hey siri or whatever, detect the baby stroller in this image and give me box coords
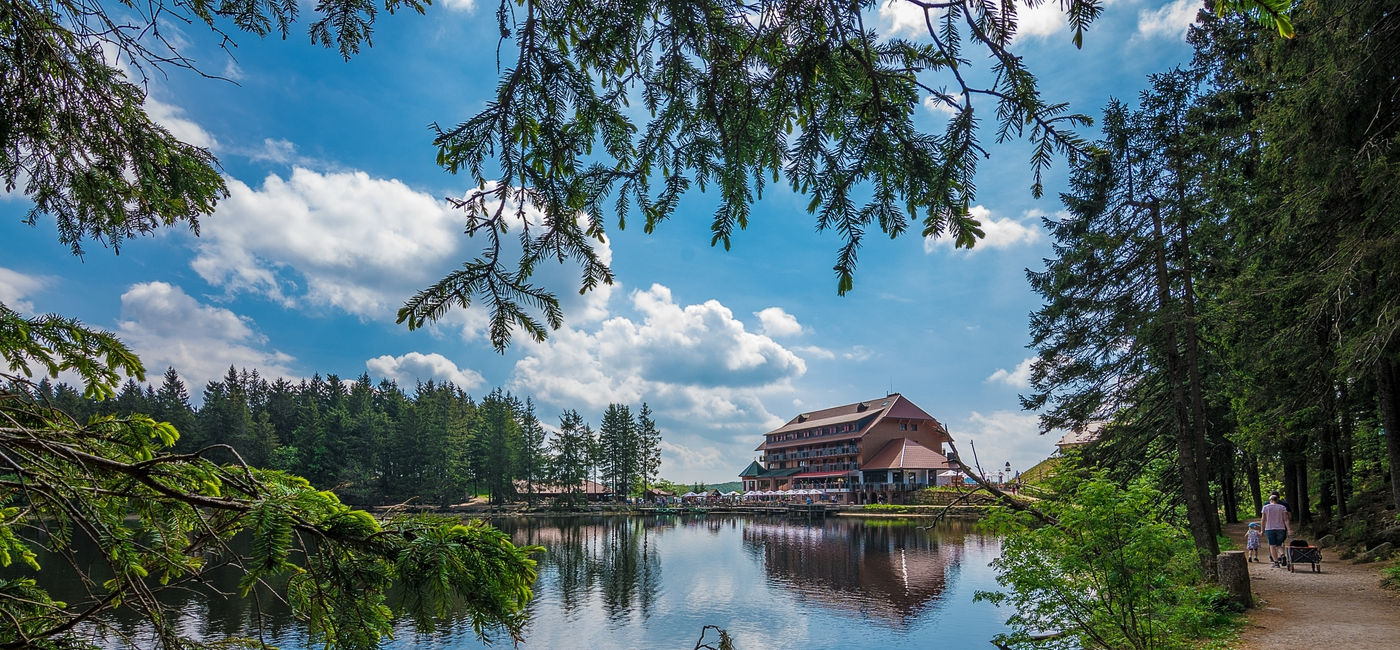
[1284,538,1322,573]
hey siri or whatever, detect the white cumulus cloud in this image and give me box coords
[509,284,799,433]
[193,170,613,341]
[115,282,296,391]
[366,352,485,390]
[1016,0,1072,41]
[878,0,929,38]
[193,167,460,319]
[879,1,1070,42]
[954,410,1056,481]
[923,204,1042,253]
[987,357,1035,388]
[1137,0,1199,41]
[923,94,961,117]
[755,306,803,337]
[0,267,49,314]
[145,96,218,150]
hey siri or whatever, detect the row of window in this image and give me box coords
[769,419,923,445]
[768,421,862,443]
[764,446,858,462]
[796,461,857,471]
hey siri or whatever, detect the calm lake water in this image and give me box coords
[45,515,1011,648]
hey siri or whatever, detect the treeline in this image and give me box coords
[21,366,664,506]
[1026,1,1400,574]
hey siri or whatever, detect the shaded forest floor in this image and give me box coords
[1224,521,1400,648]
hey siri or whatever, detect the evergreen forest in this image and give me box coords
[15,367,667,507]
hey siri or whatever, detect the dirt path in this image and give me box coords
[1224,521,1400,648]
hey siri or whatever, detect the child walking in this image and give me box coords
[1245,522,1261,562]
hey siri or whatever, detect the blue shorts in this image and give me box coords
[1266,529,1287,546]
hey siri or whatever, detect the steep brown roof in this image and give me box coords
[755,393,948,451]
[862,438,950,470]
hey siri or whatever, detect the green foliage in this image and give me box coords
[863,504,912,513]
[598,403,638,499]
[0,380,542,647]
[549,409,594,498]
[976,473,1232,649]
[0,303,144,400]
[1215,0,1294,38]
[1381,565,1400,592]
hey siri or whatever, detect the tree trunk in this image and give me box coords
[1216,551,1253,609]
[1176,207,1220,542]
[1296,457,1311,525]
[1318,397,1336,520]
[1283,456,1299,527]
[1329,381,1348,517]
[1218,442,1238,524]
[1376,357,1400,510]
[1318,445,1334,521]
[1223,462,1239,524]
[1339,382,1355,506]
[1245,452,1262,516]
[1148,199,1219,577]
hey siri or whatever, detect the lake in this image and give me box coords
[44,515,1012,648]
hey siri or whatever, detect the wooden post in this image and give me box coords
[1217,551,1252,609]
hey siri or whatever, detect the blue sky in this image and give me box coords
[1,1,1206,483]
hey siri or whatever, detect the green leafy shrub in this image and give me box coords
[863,504,912,513]
[976,473,1236,649]
[1382,565,1400,592]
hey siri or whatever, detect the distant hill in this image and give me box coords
[705,481,742,493]
[1022,456,1059,485]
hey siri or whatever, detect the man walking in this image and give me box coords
[1260,493,1291,566]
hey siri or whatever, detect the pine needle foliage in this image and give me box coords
[0,370,541,648]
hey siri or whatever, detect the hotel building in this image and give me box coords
[738,393,954,504]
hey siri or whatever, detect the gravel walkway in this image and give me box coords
[1225,522,1400,649]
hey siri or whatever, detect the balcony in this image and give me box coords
[763,446,858,463]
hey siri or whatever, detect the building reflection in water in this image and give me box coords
[741,518,970,627]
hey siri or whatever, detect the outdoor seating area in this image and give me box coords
[742,488,837,502]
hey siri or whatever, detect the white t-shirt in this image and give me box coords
[1261,502,1289,531]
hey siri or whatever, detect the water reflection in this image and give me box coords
[740,519,959,625]
[21,515,1007,648]
[505,516,662,622]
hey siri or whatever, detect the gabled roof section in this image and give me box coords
[739,460,766,477]
[863,438,950,470]
[764,393,946,437]
[884,394,938,422]
[737,463,805,478]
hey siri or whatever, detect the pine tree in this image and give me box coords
[598,404,637,500]
[550,410,592,503]
[516,397,551,503]
[474,388,521,505]
[636,403,662,496]
[153,367,196,452]
[1026,80,1229,574]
